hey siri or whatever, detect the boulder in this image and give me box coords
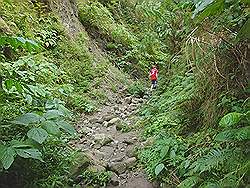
[110,172,120,186]
[124,157,137,168]
[114,106,119,111]
[79,127,93,134]
[126,146,137,158]
[109,162,126,174]
[85,151,108,168]
[87,164,106,172]
[93,133,113,146]
[123,139,136,145]
[69,152,90,178]
[107,117,121,127]
[89,117,102,124]
[124,96,132,104]
[110,155,125,163]
[103,121,109,127]
[103,114,116,122]
[132,98,140,104]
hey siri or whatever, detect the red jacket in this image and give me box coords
[150,68,158,80]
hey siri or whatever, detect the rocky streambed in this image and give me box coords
[70,93,158,188]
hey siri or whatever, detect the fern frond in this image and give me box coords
[215,126,250,142]
[177,176,200,188]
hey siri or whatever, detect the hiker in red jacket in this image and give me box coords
[149,65,158,91]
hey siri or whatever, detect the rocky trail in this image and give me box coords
[70,90,158,188]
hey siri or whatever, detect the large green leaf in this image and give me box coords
[192,0,224,21]
[0,146,15,170]
[56,120,76,135]
[43,110,64,120]
[13,113,41,125]
[0,36,40,52]
[219,112,242,128]
[178,176,200,188]
[192,0,214,18]
[41,120,61,136]
[16,148,43,161]
[27,128,48,144]
[215,126,250,142]
[10,140,34,149]
[155,163,165,176]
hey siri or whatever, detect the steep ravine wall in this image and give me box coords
[46,0,106,62]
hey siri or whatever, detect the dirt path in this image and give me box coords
[72,91,157,187]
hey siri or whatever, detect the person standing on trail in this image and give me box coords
[149,65,158,91]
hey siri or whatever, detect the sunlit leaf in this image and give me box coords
[219,112,242,128]
[41,120,61,136]
[16,148,43,161]
[155,163,165,176]
[27,128,48,144]
[13,113,41,125]
[0,146,15,170]
[56,120,76,135]
[43,110,64,120]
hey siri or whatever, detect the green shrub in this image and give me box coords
[127,81,146,97]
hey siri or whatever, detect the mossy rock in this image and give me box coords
[69,152,91,179]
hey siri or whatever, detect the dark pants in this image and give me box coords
[151,80,157,89]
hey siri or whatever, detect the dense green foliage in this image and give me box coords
[0,0,114,186]
[76,0,249,187]
[0,0,249,187]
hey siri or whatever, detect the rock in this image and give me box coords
[87,165,106,172]
[128,104,137,112]
[138,98,144,103]
[123,139,136,145]
[86,132,93,137]
[110,156,125,163]
[83,119,89,124]
[103,115,116,122]
[107,117,121,126]
[93,133,113,146]
[124,157,137,168]
[120,113,127,118]
[115,123,124,131]
[110,172,120,186]
[115,110,120,115]
[92,149,105,160]
[99,146,115,160]
[124,96,132,104]
[132,98,140,104]
[114,106,119,111]
[122,177,155,188]
[103,121,109,127]
[79,127,93,134]
[113,140,119,145]
[109,162,126,174]
[116,98,123,104]
[90,117,102,124]
[85,151,108,168]
[70,152,90,178]
[126,146,137,157]
[79,138,87,144]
